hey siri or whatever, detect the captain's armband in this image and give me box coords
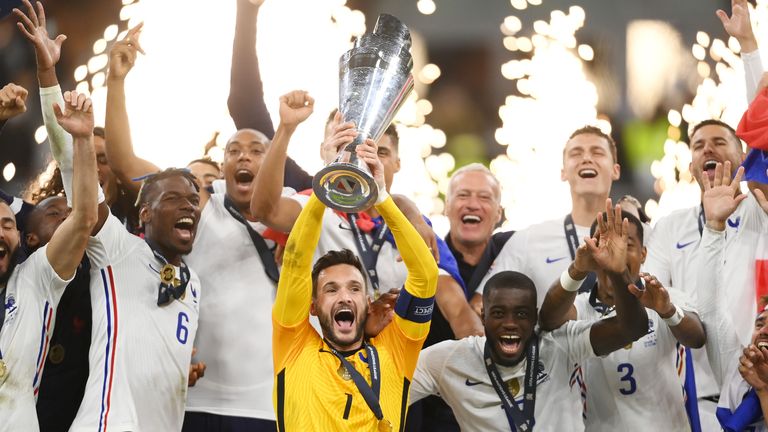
[394,288,435,324]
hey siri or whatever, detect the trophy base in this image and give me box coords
[312,163,379,212]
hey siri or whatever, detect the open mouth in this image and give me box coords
[757,340,768,350]
[174,217,195,242]
[578,168,598,179]
[498,334,522,356]
[461,214,482,225]
[0,244,7,259]
[334,308,355,332]
[234,169,254,185]
[703,159,718,176]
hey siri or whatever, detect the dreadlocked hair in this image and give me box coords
[134,168,200,208]
[24,161,65,205]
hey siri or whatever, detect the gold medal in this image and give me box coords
[160,264,176,285]
[377,418,392,432]
[337,364,352,381]
[0,360,6,378]
[49,344,66,365]
[506,377,520,397]
[623,342,633,350]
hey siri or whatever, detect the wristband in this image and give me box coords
[662,304,684,327]
[560,268,585,292]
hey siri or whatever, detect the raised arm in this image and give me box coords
[105,23,159,195]
[272,193,325,327]
[585,200,649,356]
[698,161,747,384]
[435,275,484,337]
[250,90,313,231]
[539,238,598,330]
[628,274,706,348]
[717,0,761,101]
[358,140,439,339]
[45,92,98,279]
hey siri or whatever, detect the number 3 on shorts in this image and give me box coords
[176,312,189,344]
[617,363,636,395]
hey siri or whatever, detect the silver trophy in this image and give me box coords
[313,14,415,212]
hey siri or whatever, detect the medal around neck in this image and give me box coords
[378,418,393,431]
[0,359,6,378]
[312,13,414,212]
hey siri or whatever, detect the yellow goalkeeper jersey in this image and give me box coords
[272,194,438,431]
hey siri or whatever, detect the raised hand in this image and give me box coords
[188,347,206,387]
[716,0,757,53]
[702,161,746,231]
[364,288,398,338]
[740,346,768,393]
[53,91,94,139]
[628,273,674,317]
[321,112,358,164]
[13,0,66,73]
[356,138,386,195]
[0,83,28,120]
[584,199,629,275]
[573,233,599,275]
[278,90,314,129]
[108,23,145,81]
[745,344,768,385]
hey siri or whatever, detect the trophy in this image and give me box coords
[313,14,415,212]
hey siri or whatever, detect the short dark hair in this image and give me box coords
[135,168,200,208]
[93,127,105,139]
[187,157,221,173]
[568,126,617,163]
[689,119,741,149]
[589,210,645,244]
[311,249,366,298]
[482,271,537,305]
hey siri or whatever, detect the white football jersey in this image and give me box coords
[184,192,276,419]
[477,216,590,305]
[0,246,71,432]
[574,290,694,431]
[70,214,200,432]
[410,322,596,432]
[291,194,408,292]
[645,194,768,400]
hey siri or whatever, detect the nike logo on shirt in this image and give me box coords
[727,217,740,228]
[465,379,483,386]
[676,240,695,249]
[546,256,567,264]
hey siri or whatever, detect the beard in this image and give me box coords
[318,304,368,351]
[0,246,20,287]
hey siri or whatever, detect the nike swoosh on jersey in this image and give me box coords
[545,256,567,264]
[676,240,695,249]
[465,379,483,386]
[727,217,740,228]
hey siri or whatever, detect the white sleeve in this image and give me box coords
[742,193,768,232]
[549,320,596,365]
[696,226,741,387]
[669,287,697,314]
[573,292,593,320]
[409,341,449,404]
[18,244,75,304]
[476,229,528,294]
[643,217,673,288]
[742,49,765,103]
[39,85,74,204]
[86,212,133,269]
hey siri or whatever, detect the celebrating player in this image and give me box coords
[410,199,648,431]
[272,136,438,430]
[0,89,99,430]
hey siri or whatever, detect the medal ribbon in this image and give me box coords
[564,214,596,294]
[484,335,539,432]
[146,240,190,306]
[347,213,389,296]
[326,341,384,422]
[223,195,280,284]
